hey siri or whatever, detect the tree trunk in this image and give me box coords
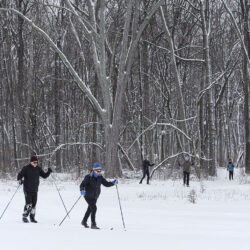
[201,0,216,176]
[241,0,250,173]
[55,39,62,171]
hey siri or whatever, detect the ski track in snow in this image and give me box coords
[0,169,250,250]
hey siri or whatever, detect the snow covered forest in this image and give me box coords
[0,0,249,178]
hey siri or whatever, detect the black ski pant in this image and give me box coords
[23,192,37,218]
[82,197,97,225]
[183,171,190,186]
[139,168,150,184]
[229,171,234,180]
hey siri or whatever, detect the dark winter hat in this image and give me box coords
[93,162,102,170]
[30,155,38,162]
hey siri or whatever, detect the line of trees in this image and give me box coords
[0,0,249,178]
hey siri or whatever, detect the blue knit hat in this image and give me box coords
[93,162,102,170]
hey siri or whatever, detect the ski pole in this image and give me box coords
[51,173,70,219]
[0,184,21,221]
[59,195,82,226]
[115,184,126,230]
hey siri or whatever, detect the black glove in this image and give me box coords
[18,179,23,185]
[48,168,53,173]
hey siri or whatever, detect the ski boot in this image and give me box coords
[81,220,89,228]
[22,216,29,223]
[91,223,100,229]
[30,214,38,223]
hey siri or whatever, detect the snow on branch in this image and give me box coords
[15,142,103,161]
[174,54,204,63]
[150,152,185,178]
[126,118,192,155]
[125,0,165,69]
[215,59,239,108]
[118,143,135,171]
[65,0,91,35]
[141,40,204,62]
[197,71,226,104]
[150,151,213,178]
[156,123,192,141]
[126,120,157,153]
[220,0,250,67]
[0,7,105,120]
[170,116,197,122]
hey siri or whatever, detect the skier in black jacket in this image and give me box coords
[79,162,117,229]
[139,155,155,184]
[17,155,52,223]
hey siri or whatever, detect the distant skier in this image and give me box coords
[17,155,52,223]
[139,155,155,184]
[227,159,235,180]
[179,155,193,187]
[80,162,118,229]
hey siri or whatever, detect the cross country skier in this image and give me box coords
[179,155,193,187]
[80,162,118,229]
[227,158,235,180]
[17,155,52,223]
[139,155,155,184]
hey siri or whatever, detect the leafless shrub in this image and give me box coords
[188,189,197,204]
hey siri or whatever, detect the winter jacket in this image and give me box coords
[227,162,234,171]
[179,160,193,173]
[80,174,114,200]
[17,164,52,192]
[143,160,154,171]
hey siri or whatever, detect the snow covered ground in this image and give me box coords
[0,169,250,250]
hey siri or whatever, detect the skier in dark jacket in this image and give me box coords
[17,155,52,223]
[139,155,155,184]
[79,162,117,229]
[227,159,235,180]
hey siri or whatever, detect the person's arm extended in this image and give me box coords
[40,167,52,178]
[101,176,114,187]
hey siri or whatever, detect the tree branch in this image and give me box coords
[220,0,250,67]
[0,7,105,121]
